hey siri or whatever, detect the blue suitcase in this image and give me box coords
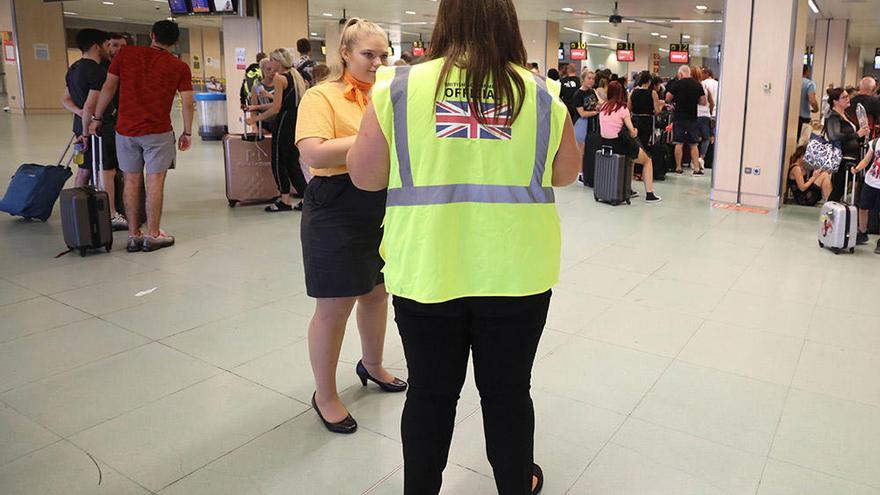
[0,136,75,222]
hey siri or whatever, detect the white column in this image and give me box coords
[519,20,559,76]
[845,46,861,87]
[711,0,801,209]
[324,20,341,66]
[812,19,848,92]
[223,17,261,135]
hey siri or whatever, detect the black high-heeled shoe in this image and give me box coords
[311,392,357,434]
[356,360,408,393]
[532,463,544,495]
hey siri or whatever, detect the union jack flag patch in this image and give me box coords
[435,100,512,140]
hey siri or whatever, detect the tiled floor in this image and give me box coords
[1,113,879,495]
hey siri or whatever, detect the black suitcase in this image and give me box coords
[650,144,669,181]
[869,204,879,235]
[582,132,601,187]
[594,146,632,206]
[704,141,715,169]
[60,136,113,256]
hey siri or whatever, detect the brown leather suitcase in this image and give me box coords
[223,133,279,207]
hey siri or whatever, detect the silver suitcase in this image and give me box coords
[818,172,858,254]
[594,146,632,206]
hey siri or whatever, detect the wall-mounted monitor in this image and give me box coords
[669,51,689,64]
[168,0,190,15]
[875,55,880,71]
[190,0,210,13]
[211,0,236,14]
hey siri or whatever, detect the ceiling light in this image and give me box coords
[405,10,416,15]
[102,1,114,4]
[321,12,333,17]
[600,35,627,42]
[696,5,708,10]
[660,35,668,39]
[682,35,691,39]
[807,0,819,14]
[310,32,317,36]
[651,32,659,36]
[562,7,573,12]
[659,48,670,52]
[64,10,78,15]
[669,19,722,23]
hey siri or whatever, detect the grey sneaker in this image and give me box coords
[126,235,144,253]
[143,232,175,252]
[111,213,128,231]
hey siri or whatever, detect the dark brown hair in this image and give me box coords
[790,145,806,165]
[827,87,846,107]
[428,0,527,125]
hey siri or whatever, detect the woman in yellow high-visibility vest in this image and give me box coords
[347,0,580,492]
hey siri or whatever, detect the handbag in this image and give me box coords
[804,132,843,173]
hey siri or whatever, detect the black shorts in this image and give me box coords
[601,136,640,160]
[673,120,701,145]
[301,174,386,298]
[859,184,880,211]
[79,126,119,171]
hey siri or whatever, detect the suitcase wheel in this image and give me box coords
[105,244,112,252]
[850,248,855,254]
[79,248,87,257]
[818,240,824,248]
[626,199,631,205]
[831,247,840,255]
[228,200,238,208]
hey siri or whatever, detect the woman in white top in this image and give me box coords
[693,67,715,169]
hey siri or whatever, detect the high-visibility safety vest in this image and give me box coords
[372,58,567,304]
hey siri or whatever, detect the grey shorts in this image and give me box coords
[116,131,176,174]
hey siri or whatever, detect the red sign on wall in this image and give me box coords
[669,51,690,64]
[616,50,635,62]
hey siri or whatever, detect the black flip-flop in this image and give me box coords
[265,201,293,212]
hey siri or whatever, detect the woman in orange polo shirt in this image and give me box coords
[295,18,406,434]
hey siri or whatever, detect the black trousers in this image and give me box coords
[272,109,308,197]
[393,290,551,495]
[829,158,857,203]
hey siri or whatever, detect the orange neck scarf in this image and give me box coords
[343,71,373,111]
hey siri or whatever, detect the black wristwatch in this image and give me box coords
[92,115,102,121]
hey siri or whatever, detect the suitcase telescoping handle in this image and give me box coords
[90,134,105,191]
[242,109,262,140]
[600,145,614,156]
[59,134,76,168]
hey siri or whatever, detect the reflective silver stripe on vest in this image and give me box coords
[387,68,554,206]
[390,66,414,188]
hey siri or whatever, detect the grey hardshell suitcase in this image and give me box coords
[818,172,858,254]
[594,146,632,206]
[60,135,113,256]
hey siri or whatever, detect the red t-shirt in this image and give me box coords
[109,46,193,137]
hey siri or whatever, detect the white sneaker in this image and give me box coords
[111,213,128,231]
[699,158,705,169]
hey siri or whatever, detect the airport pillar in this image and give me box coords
[812,19,848,93]
[0,0,67,114]
[260,0,308,54]
[711,0,802,209]
[844,45,861,87]
[223,16,261,135]
[324,20,341,65]
[519,20,559,77]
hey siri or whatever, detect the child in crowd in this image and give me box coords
[851,136,880,253]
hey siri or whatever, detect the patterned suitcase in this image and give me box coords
[818,172,858,254]
[223,133,279,207]
[594,146,632,206]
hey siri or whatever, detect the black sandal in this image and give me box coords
[293,201,303,211]
[265,201,293,212]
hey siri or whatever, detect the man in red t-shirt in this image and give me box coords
[87,20,194,253]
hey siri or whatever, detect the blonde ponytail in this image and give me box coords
[326,18,388,83]
[269,47,307,104]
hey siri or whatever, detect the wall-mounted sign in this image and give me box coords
[412,40,425,57]
[235,47,246,70]
[875,48,880,70]
[616,42,635,62]
[33,43,49,61]
[192,54,201,70]
[669,43,690,64]
[558,42,564,61]
[2,31,14,63]
[570,42,587,61]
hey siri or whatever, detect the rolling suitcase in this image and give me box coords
[60,135,113,257]
[224,115,279,207]
[818,172,858,255]
[581,132,601,188]
[594,146,632,206]
[0,135,75,221]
